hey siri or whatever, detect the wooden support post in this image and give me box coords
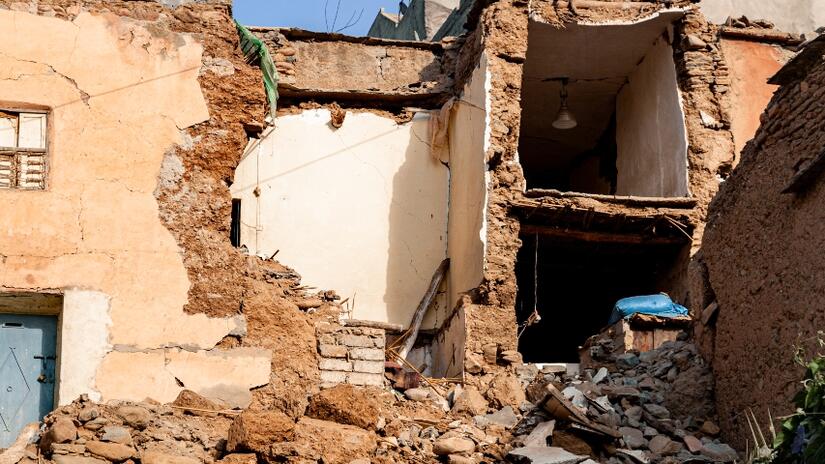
[397,259,450,359]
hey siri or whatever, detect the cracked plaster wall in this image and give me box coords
[231,110,450,329]
[0,9,270,406]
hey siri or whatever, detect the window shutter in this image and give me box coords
[17,153,45,189]
[0,153,15,188]
[17,113,46,149]
[0,114,17,148]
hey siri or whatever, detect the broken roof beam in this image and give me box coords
[524,188,697,209]
[554,1,661,11]
[520,224,689,246]
[248,27,445,51]
[720,26,804,46]
[277,86,450,109]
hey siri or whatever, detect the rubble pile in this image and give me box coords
[9,340,739,464]
[9,392,244,464]
[506,338,738,463]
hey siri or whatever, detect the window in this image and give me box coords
[0,110,48,190]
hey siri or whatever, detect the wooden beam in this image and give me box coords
[720,27,804,46]
[397,259,450,359]
[524,188,697,208]
[555,1,657,10]
[520,224,689,245]
[342,319,405,334]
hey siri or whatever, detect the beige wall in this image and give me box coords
[431,52,490,377]
[0,10,270,406]
[699,0,825,35]
[446,53,489,310]
[231,110,449,329]
[616,37,689,197]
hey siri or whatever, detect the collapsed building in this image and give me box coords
[0,0,822,462]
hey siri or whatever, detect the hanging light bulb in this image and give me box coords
[552,78,577,130]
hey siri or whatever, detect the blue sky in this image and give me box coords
[233,0,400,36]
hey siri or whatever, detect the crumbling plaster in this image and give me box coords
[0,9,270,406]
[457,0,737,382]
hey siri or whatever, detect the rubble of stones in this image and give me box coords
[13,392,247,464]
[17,339,740,464]
[501,338,740,464]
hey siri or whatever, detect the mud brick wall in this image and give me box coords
[701,39,825,447]
[316,325,386,388]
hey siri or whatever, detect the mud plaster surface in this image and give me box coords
[702,57,825,448]
[460,1,736,386]
[0,0,332,417]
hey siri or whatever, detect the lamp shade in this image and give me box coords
[552,103,577,130]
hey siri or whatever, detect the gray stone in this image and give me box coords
[404,388,431,402]
[624,406,643,424]
[433,437,475,456]
[561,387,586,410]
[501,350,523,364]
[648,435,681,456]
[41,417,77,451]
[592,367,608,384]
[53,456,108,464]
[508,446,586,464]
[616,353,640,370]
[116,406,151,430]
[642,426,658,438]
[522,420,555,447]
[85,441,136,462]
[419,426,439,440]
[78,408,99,423]
[83,417,109,431]
[616,449,650,464]
[619,426,646,449]
[701,442,739,462]
[639,351,658,364]
[643,403,670,419]
[101,426,132,444]
[484,406,519,429]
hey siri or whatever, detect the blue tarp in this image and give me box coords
[608,294,689,325]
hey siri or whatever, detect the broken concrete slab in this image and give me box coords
[507,446,587,464]
[522,420,555,447]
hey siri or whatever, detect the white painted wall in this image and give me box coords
[430,53,491,377]
[699,0,825,36]
[616,37,689,198]
[57,289,111,405]
[447,54,489,310]
[232,110,449,328]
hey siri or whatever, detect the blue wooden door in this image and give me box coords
[0,314,57,447]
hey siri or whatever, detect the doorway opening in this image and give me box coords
[0,292,61,448]
[518,13,689,197]
[515,232,685,363]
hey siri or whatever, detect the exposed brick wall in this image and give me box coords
[316,325,386,388]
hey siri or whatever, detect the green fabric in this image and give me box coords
[235,21,279,121]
